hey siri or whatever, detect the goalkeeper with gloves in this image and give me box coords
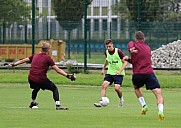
[10,41,76,110]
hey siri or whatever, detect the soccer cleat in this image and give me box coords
[29,102,38,108]
[94,103,102,107]
[141,105,149,115]
[56,105,69,110]
[119,98,124,107]
[158,111,165,121]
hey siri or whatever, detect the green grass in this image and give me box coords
[67,51,130,64]
[0,70,181,127]
[0,83,181,128]
[0,69,180,88]
[68,52,106,64]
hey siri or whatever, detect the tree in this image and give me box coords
[52,0,92,30]
[113,0,181,37]
[0,0,32,44]
[0,0,31,26]
[52,0,92,59]
[113,0,160,22]
[158,0,181,22]
[113,0,181,22]
[152,0,181,38]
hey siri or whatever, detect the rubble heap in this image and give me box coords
[151,40,181,68]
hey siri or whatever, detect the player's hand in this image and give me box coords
[9,63,16,67]
[3,63,16,67]
[116,71,120,75]
[3,63,9,66]
[66,74,76,81]
[129,47,138,53]
[123,56,129,61]
[101,69,104,75]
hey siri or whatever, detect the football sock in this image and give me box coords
[138,97,146,107]
[31,99,36,103]
[55,101,60,106]
[158,104,164,113]
[120,96,124,101]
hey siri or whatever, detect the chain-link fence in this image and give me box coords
[0,0,181,62]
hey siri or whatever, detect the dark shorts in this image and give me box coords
[132,73,160,90]
[104,74,124,85]
[28,78,57,91]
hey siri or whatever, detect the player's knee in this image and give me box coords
[102,84,107,90]
[53,86,58,91]
[114,87,120,92]
[50,83,58,91]
[33,86,40,92]
[157,93,163,100]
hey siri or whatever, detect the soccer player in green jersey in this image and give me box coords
[94,39,128,107]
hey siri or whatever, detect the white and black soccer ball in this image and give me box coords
[100,97,109,106]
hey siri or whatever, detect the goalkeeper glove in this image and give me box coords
[3,63,9,66]
[66,74,76,81]
[3,63,16,66]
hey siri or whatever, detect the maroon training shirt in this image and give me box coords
[28,53,55,83]
[128,41,154,74]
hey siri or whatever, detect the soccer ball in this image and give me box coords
[100,97,109,106]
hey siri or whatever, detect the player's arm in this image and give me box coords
[52,65,76,81]
[117,59,128,74]
[101,60,108,75]
[116,50,128,74]
[52,65,67,76]
[123,56,132,64]
[11,57,30,66]
[102,60,108,70]
[128,41,138,53]
[101,51,108,75]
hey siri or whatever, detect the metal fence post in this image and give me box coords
[32,0,35,54]
[68,30,71,59]
[84,0,88,72]
[137,0,141,30]
[3,22,5,44]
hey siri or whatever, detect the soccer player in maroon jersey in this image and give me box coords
[10,42,75,110]
[123,31,165,120]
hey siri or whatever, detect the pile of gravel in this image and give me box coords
[151,40,181,68]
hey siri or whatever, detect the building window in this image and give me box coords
[42,7,48,14]
[112,0,118,4]
[112,18,117,31]
[94,19,99,31]
[93,7,99,16]
[87,19,91,30]
[43,1,48,7]
[102,19,107,31]
[87,7,91,15]
[102,7,108,16]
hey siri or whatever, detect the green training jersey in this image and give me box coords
[106,48,125,75]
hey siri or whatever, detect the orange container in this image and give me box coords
[0,39,66,62]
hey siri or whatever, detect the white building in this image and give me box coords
[26,0,121,39]
[87,0,121,38]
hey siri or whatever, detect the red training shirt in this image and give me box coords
[128,41,154,74]
[28,52,55,83]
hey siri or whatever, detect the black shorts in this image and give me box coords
[104,74,124,85]
[132,73,160,90]
[28,78,57,91]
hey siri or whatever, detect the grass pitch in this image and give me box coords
[0,83,181,128]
